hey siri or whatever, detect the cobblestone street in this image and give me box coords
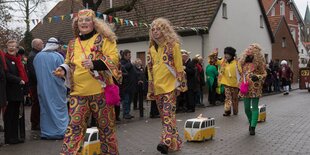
[1,89,310,155]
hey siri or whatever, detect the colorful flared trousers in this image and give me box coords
[155,91,182,151]
[224,86,239,114]
[60,93,118,155]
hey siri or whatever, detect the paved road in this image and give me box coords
[0,89,310,155]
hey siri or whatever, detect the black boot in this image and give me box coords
[223,111,231,116]
[250,127,255,135]
[157,144,168,154]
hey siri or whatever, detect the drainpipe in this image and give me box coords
[200,34,205,60]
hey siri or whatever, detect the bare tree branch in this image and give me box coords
[82,0,102,12]
[103,0,138,15]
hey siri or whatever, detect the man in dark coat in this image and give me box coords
[120,49,137,119]
[182,50,198,113]
[27,38,44,130]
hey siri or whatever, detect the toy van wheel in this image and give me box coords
[308,89,310,92]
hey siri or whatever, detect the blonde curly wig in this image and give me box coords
[72,9,117,42]
[149,17,180,46]
[239,43,266,69]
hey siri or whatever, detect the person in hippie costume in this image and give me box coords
[54,9,121,155]
[147,17,187,154]
[238,43,267,135]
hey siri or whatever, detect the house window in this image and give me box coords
[260,15,264,28]
[280,1,285,16]
[222,3,227,19]
[290,28,296,41]
[264,54,269,63]
[290,11,293,20]
[308,28,310,35]
[289,60,293,68]
[271,7,275,16]
[301,49,304,54]
[282,37,286,48]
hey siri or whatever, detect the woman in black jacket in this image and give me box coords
[4,40,27,144]
[0,50,7,132]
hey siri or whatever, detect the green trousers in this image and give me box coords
[243,98,259,127]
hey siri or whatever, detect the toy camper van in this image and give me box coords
[258,104,266,122]
[184,114,215,142]
[82,127,100,155]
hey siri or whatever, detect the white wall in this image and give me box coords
[117,41,149,61]
[206,0,272,62]
[117,0,273,65]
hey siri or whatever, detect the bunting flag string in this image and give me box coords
[18,11,208,32]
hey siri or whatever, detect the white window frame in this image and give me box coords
[290,28,296,41]
[282,37,286,48]
[290,11,293,20]
[271,7,275,16]
[280,1,285,16]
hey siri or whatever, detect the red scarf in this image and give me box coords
[0,50,7,70]
[5,53,28,83]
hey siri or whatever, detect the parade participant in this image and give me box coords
[33,37,69,139]
[27,38,44,130]
[239,43,266,135]
[206,50,219,106]
[4,40,27,144]
[279,60,293,95]
[0,50,7,132]
[212,47,239,116]
[54,9,121,155]
[147,17,187,154]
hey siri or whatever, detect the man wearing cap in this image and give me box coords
[33,37,68,139]
[211,47,240,116]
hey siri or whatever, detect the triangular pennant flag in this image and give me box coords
[129,20,134,26]
[53,16,59,23]
[139,22,143,27]
[70,14,73,19]
[61,15,65,21]
[74,13,78,18]
[120,19,124,25]
[114,17,119,24]
[32,19,35,25]
[191,28,197,32]
[96,12,100,17]
[108,15,113,23]
[143,23,148,27]
[41,18,44,24]
[36,19,39,23]
[48,17,52,23]
[134,21,138,27]
[103,14,107,21]
[125,20,129,26]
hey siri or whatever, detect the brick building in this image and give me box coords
[268,16,299,82]
[262,0,309,67]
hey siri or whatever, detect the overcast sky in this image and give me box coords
[295,0,308,19]
[8,0,310,30]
